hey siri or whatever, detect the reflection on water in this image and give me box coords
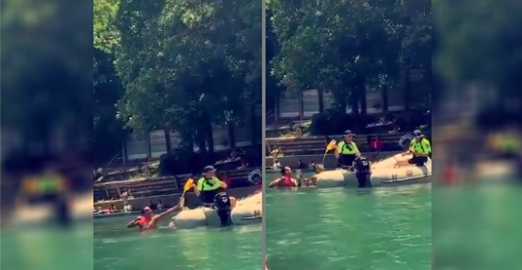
[266,180,431,270]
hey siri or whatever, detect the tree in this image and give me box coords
[268,0,432,115]
[94,0,126,164]
[2,0,93,157]
[434,0,521,99]
[114,0,261,158]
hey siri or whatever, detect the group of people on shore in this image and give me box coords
[270,129,432,189]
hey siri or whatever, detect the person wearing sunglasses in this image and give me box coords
[396,129,431,167]
[335,130,361,169]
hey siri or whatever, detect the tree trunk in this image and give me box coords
[204,114,214,156]
[227,122,236,148]
[298,92,304,119]
[333,90,347,113]
[318,88,324,112]
[121,139,128,165]
[382,84,389,112]
[164,128,172,154]
[359,76,367,115]
[350,88,359,115]
[146,132,152,160]
[180,128,194,153]
[196,126,207,154]
[274,95,279,122]
[404,69,411,111]
[251,103,257,145]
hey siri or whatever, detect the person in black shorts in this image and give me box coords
[396,129,432,167]
[353,156,372,188]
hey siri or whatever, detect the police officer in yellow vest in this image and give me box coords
[335,130,361,169]
[396,129,431,167]
[192,165,237,208]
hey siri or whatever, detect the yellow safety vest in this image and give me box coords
[337,141,359,155]
[197,177,221,191]
[409,138,431,154]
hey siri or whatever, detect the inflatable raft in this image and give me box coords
[315,153,432,188]
[172,192,262,229]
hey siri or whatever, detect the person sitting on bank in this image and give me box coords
[370,134,384,151]
[123,202,133,212]
[309,160,316,169]
[335,130,361,169]
[269,166,298,188]
[395,129,431,167]
[190,166,237,208]
[273,159,282,170]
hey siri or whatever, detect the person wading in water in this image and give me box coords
[127,197,184,232]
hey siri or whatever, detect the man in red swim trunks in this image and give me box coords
[127,197,184,231]
[268,166,298,188]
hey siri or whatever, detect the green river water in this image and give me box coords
[266,171,431,270]
[94,215,261,270]
[93,171,430,270]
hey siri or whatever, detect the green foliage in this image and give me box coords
[2,0,93,155]
[434,0,522,97]
[114,0,261,150]
[94,0,120,53]
[94,0,126,163]
[268,0,432,111]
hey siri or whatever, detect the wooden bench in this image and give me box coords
[266,132,410,156]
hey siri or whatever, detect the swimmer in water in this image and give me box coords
[303,164,325,186]
[127,197,184,231]
[268,166,298,188]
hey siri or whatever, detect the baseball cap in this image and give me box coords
[344,130,355,136]
[203,165,216,173]
[413,129,422,136]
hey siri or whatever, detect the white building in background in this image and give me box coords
[275,88,405,120]
[123,104,261,162]
[273,68,428,121]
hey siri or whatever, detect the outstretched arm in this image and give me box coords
[268,178,281,188]
[154,197,185,222]
[127,217,141,228]
[192,184,201,197]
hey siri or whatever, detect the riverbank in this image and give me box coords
[93,186,258,210]
[266,151,401,169]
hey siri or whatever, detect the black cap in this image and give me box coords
[203,165,216,173]
[413,129,422,136]
[344,130,355,136]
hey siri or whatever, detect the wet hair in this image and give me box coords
[141,207,151,215]
[280,166,291,176]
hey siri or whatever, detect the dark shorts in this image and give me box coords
[200,189,220,205]
[408,156,428,167]
[338,154,357,168]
